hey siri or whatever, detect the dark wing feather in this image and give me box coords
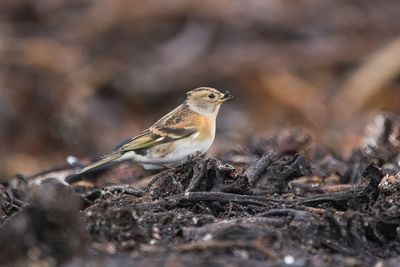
[116,127,196,153]
[115,104,199,153]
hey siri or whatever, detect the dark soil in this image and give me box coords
[1,114,400,267]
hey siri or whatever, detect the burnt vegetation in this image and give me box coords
[0,114,399,267]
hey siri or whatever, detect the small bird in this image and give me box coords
[77,87,233,173]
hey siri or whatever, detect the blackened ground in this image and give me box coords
[0,114,399,267]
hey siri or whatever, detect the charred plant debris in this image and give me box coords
[1,114,400,267]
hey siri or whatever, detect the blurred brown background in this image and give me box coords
[1,0,400,178]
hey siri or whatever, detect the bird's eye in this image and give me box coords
[208,93,216,99]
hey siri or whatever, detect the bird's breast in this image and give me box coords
[195,115,216,141]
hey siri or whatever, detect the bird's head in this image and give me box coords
[185,87,233,115]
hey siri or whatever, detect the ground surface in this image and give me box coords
[0,114,399,267]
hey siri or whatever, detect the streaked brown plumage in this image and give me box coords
[77,87,233,173]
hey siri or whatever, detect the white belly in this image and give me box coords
[119,136,214,169]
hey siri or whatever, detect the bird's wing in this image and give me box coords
[116,104,202,153]
[77,104,203,174]
[115,127,196,153]
[76,125,197,175]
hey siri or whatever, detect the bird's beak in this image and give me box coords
[221,90,234,102]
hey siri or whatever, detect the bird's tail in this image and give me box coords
[77,152,121,174]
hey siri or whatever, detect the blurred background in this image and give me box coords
[1,0,400,178]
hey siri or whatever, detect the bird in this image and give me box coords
[77,87,233,174]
